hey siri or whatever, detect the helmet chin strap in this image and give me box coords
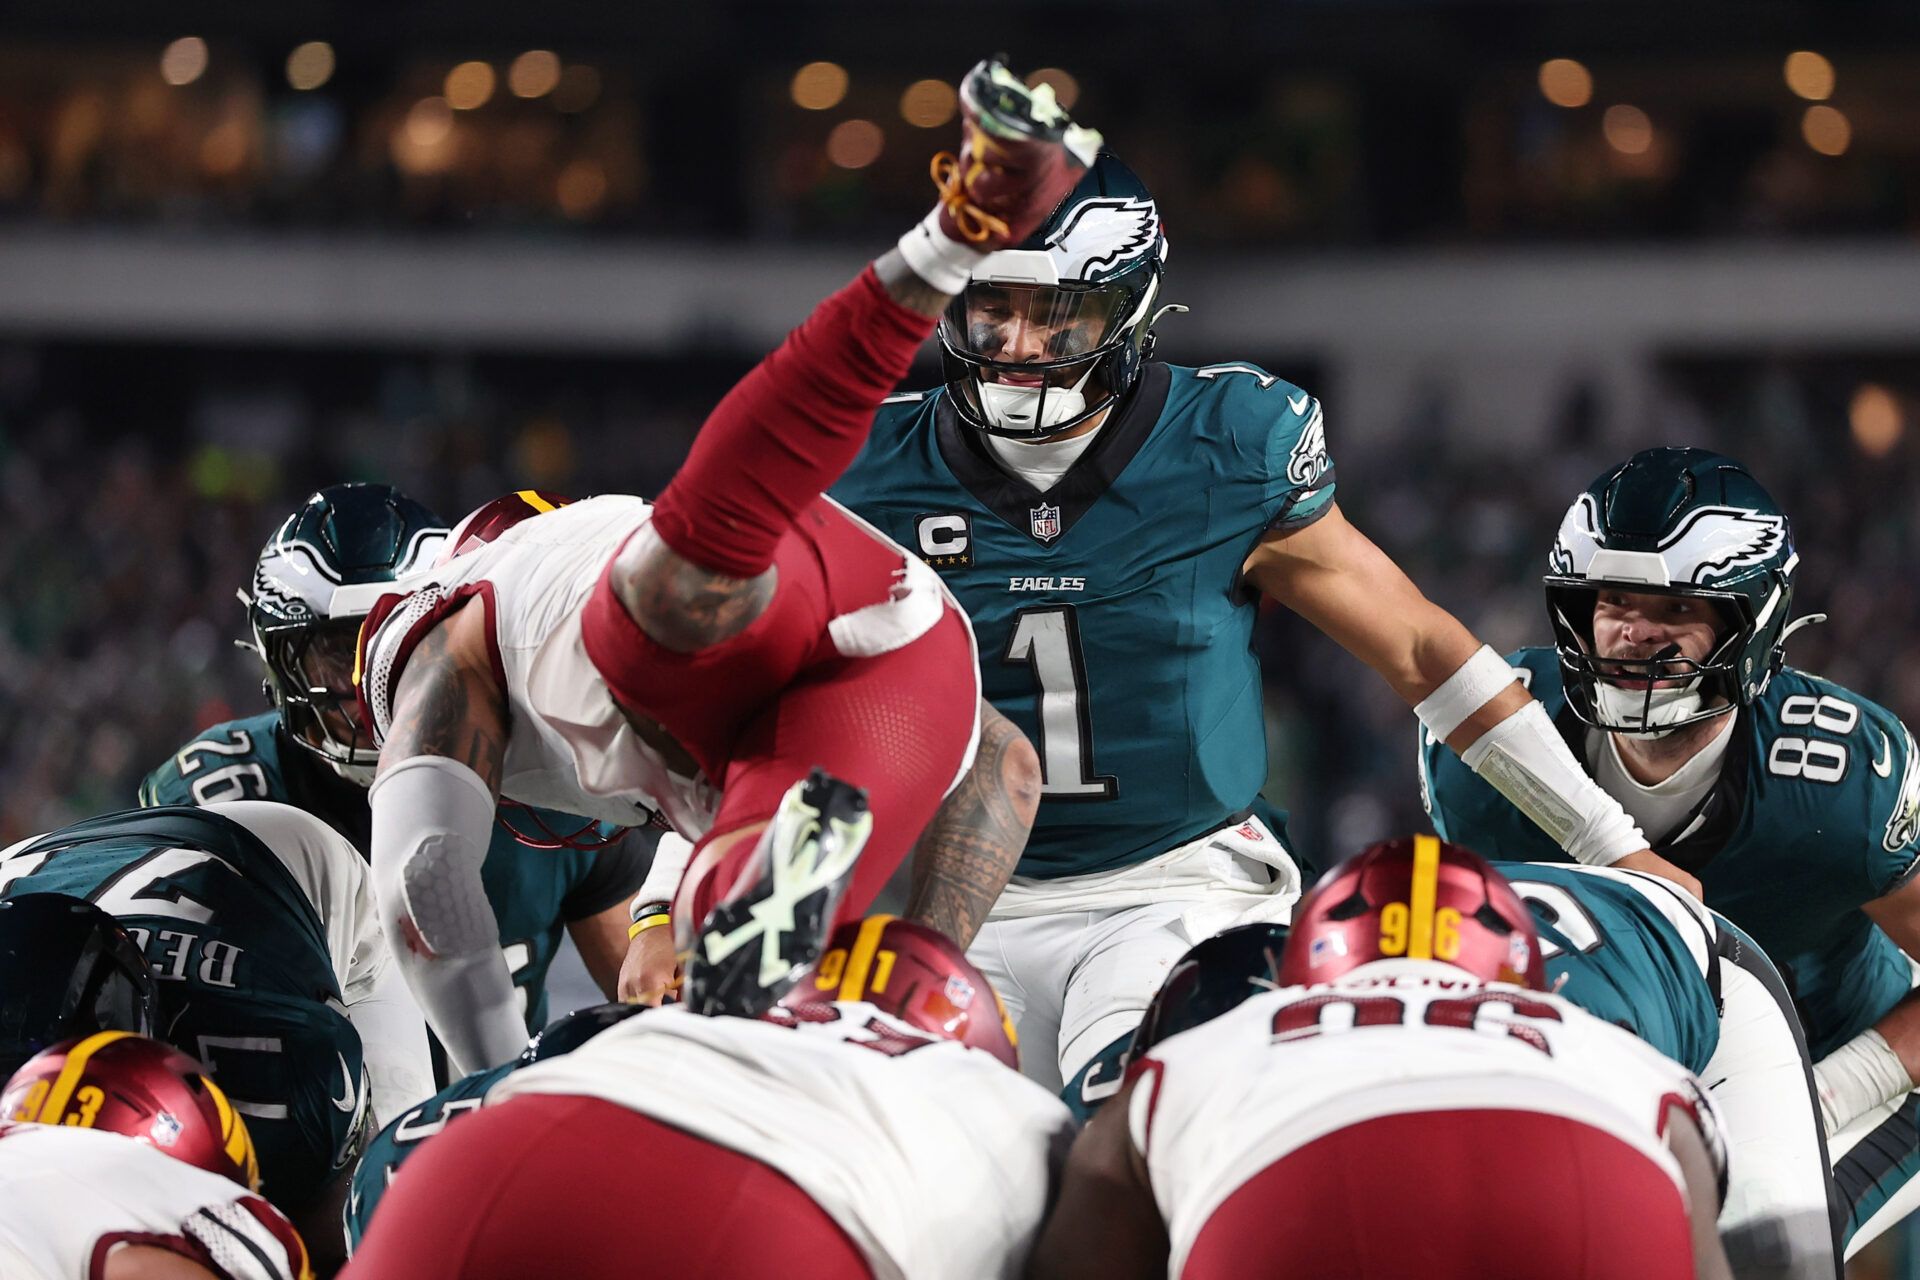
[975,361,1100,435]
[1593,643,1713,738]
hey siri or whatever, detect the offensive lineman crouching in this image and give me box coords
[1030,839,1732,1280]
[344,917,1072,1280]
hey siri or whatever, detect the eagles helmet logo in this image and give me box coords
[1044,196,1161,280]
[1550,494,1786,587]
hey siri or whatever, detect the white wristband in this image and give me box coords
[635,832,696,910]
[896,208,985,297]
[1416,645,1520,744]
[1460,701,1647,867]
[1815,1028,1913,1137]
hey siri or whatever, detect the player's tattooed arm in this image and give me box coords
[608,525,779,655]
[873,247,956,320]
[378,600,508,791]
[905,701,1041,947]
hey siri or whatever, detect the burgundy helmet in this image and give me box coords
[435,489,573,565]
[1278,835,1548,991]
[0,1031,261,1190]
[778,916,1019,1068]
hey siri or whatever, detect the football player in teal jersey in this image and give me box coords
[1421,447,1920,1256]
[832,152,1694,1104]
[0,802,433,1270]
[343,1002,643,1254]
[138,483,653,1032]
[1503,861,1838,1278]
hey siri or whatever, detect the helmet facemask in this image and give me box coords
[257,617,379,785]
[1546,582,1750,738]
[939,263,1160,439]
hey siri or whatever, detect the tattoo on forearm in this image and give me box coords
[611,528,778,655]
[873,247,955,320]
[906,706,1041,946]
[381,620,508,793]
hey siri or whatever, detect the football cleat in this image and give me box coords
[930,57,1103,252]
[683,769,872,1018]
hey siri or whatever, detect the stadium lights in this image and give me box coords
[900,79,957,129]
[1602,104,1652,155]
[1784,51,1835,101]
[509,51,562,99]
[1802,104,1851,157]
[1538,58,1592,109]
[1850,384,1903,458]
[792,61,849,111]
[405,97,455,148]
[160,37,209,87]
[827,119,885,169]
[285,42,335,92]
[446,62,496,111]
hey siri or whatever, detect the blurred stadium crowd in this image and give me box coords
[1,334,1913,873]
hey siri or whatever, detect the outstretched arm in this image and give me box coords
[368,600,526,1073]
[906,701,1042,947]
[1246,503,1701,897]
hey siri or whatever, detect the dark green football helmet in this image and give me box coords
[1544,448,1810,735]
[244,484,448,784]
[938,151,1176,439]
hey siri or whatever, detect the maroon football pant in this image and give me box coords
[581,496,979,931]
[343,1094,874,1279]
[1181,1109,1697,1280]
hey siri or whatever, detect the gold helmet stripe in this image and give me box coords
[838,915,895,1002]
[38,1030,134,1125]
[516,490,557,513]
[1407,834,1442,960]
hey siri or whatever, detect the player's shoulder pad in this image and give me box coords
[866,386,939,441]
[139,712,281,807]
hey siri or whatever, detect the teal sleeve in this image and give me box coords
[1864,716,1920,899]
[138,758,192,807]
[1258,383,1335,532]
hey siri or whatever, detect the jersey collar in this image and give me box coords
[934,362,1171,546]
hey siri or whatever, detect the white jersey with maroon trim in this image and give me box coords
[1131,967,1724,1276]
[358,494,720,837]
[0,1124,309,1280]
[490,1002,1072,1280]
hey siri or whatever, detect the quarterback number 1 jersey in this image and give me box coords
[834,362,1334,878]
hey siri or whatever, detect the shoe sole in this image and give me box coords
[688,768,872,1017]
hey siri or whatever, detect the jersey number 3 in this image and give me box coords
[1002,606,1117,800]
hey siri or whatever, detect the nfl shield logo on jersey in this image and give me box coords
[1029,503,1063,544]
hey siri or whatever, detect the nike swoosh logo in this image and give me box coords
[1875,731,1894,778]
[329,1053,358,1114]
[1288,393,1311,416]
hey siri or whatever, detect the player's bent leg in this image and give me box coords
[1833,1091,1920,1258]
[342,1094,872,1280]
[1705,936,1845,1279]
[1179,1111,1696,1280]
[1056,901,1201,1105]
[669,603,980,973]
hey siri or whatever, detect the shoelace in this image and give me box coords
[929,139,1011,245]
